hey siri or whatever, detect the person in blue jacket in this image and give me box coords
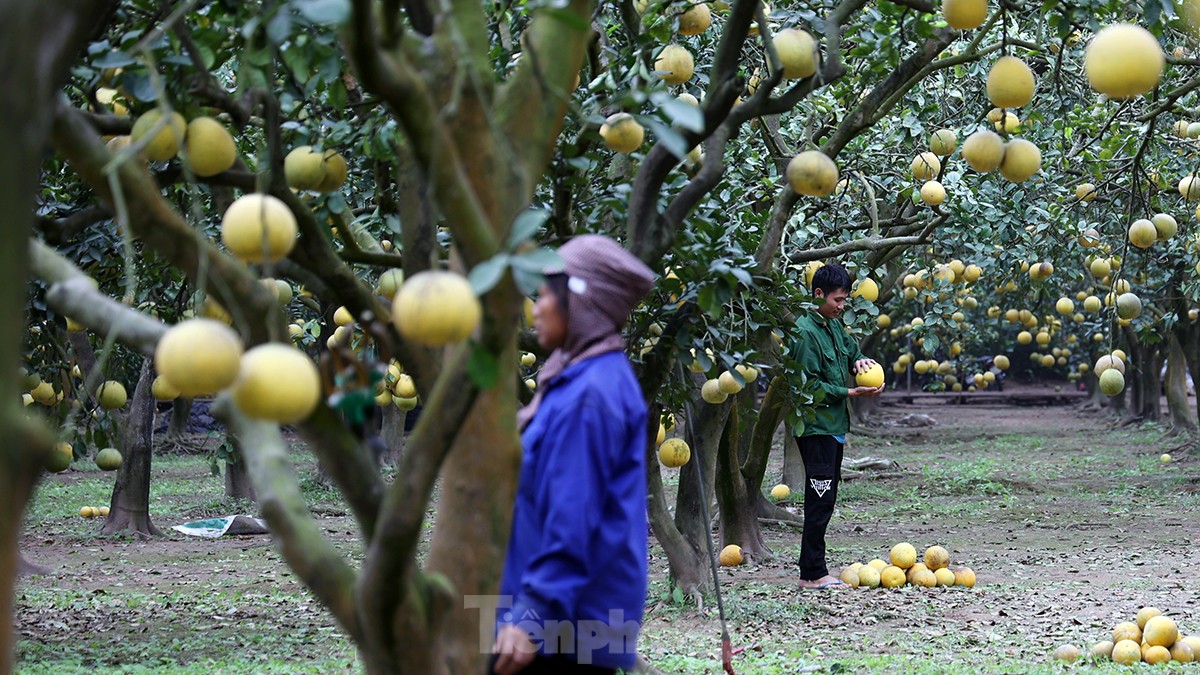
[491,235,656,675]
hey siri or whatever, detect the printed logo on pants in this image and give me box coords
[809,478,832,498]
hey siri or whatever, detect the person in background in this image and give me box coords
[788,262,883,590]
[491,235,656,675]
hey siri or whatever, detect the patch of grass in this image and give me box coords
[920,458,1012,497]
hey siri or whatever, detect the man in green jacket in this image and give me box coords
[789,263,882,590]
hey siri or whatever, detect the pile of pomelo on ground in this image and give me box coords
[839,543,976,589]
[1053,608,1198,665]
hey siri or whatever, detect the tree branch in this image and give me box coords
[212,396,363,642]
[35,205,111,245]
[30,240,167,357]
[50,102,281,347]
[787,215,945,263]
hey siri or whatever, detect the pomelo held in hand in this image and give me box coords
[855,363,885,388]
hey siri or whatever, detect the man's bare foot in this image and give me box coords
[798,575,848,590]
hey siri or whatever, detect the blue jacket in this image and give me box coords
[498,350,648,669]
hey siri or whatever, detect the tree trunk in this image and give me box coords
[782,433,804,488]
[1,3,118,669]
[1181,317,1200,424]
[673,397,729,556]
[424,343,519,674]
[224,435,256,502]
[715,405,768,562]
[102,360,164,536]
[167,397,193,437]
[17,554,48,577]
[381,404,407,465]
[1167,323,1197,434]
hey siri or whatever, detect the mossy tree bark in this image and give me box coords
[1,1,119,669]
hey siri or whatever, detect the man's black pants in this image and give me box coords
[795,434,844,580]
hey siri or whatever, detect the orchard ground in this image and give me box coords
[14,390,1200,674]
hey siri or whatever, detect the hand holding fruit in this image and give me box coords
[851,359,885,396]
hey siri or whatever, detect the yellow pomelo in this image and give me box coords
[521,352,537,368]
[46,442,73,473]
[929,128,957,155]
[315,150,348,193]
[678,2,712,35]
[839,568,859,588]
[1143,615,1178,647]
[701,379,728,404]
[880,566,906,588]
[31,381,55,405]
[1090,258,1111,278]
[1136,608,1163,629]
[717,370,744,394]
[600,113,645,154]
[151,375,180,401]
[1029,261,1054,280]
[183,117,237,177]
[787,151,839,196]
[1181,637,1200,657]
[718,544,742,566]
[284,146,326,190]
[1111,639,1141,665]
[856,565,881,588]
[231,344,321,424]
[911,152,941,181]
[1151,213,1177,240]
[1171,641,1195,663]
[333,306,354,327]
[1116,292,1141,320]
[1179,174,1200,200]
[377,269,404,300]
[1036,331,1050,345]
[1099,369,1125,396]
[658,438,691,467]
[855,363,885,388]
[992,110,1020,133]
[1075,183,1097,201]
[905,562,928,582]
[993,355,1010,370]
[942,0,987,30]
[924,545,950,570]
[774,28,817,79]
[987,56,1035,108]
[80,506,95,518]
[1017,331,1032,345]
[919,181,946,206]
[654,44,694,85]
[964,264,982,282]
[934,567,956,586]
[393,374,417,398]
[1084,24,1164,98]
[95,448,123,471]
[1055,298,1074,315]
[1091,641,1114,659]
[889,542,917,569]
[97,381,127,409]
[395,395,419,411]
[1144,645,1171,665]
[1052,645,1081,663]
[867,558,888,571]
[913,569,937,587]
[999,139,1041,182]
[876,314,892,328]
[1128,219,1157,248]
[961,130,1005,172]
[221,193,298,264]
[769,484,790,499]
[953,566,975,587]
[852,277,879,302]
[155,318,245,397]
[130,109,186,162]
[392,270,482,346]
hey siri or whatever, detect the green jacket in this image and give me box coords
[789,312,866,437]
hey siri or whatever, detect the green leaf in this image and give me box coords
[641,117,691,160]
[93,51,135,69]
[507,209,549,249]
[655,95,705,133]
[293,0,350,25]
[467,344,500,389]
[267,11,293,45]
[513,267,543,296]
[468,254,510,295]
[510,248,562,273]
